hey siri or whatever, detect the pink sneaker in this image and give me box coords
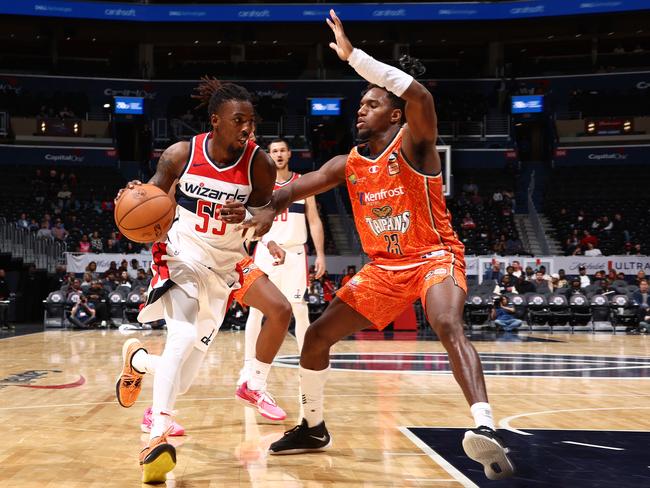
[141,407,186,436]
[236,382,287,421]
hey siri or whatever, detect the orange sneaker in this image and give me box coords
[115,338,147,408]
[140,429,176,484]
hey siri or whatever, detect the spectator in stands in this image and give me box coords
[16,213,29,230]
[85,280,108,326]
[103,272,119,293]
[101,197,115,213]
[580,230,599,249]
[636,271,647,286]
[119,259,129,274]
[571,245,584,256]
[103,261,118,279]
[65,278,83,301]
[607,269,618,282]
[462,178,478,194]
[557,269,569,288]
[565,278,585,298]
[80,273,93,293]
[127,259,140,280]
[106,237,120,253]
[599,279,616,297]
[538,265,551,281]
[132,269,150,290]
[533,271,552,294]
[78,234,91,252]
[56,184,72,209]
[339,266,356,288]
[611,213,630,243]
[51,222,68,241]
[69,295,96,329]
[633,279,649,322]
[524,266,534,280]
[483,263,503,283]
[28,219,39,232]
[515,275,535,295]
[584,243,603,257]
[36,222,53,239]
[549,273,560,292]
[118,270,132,288]
[505,265,515,279]
[578,265,591,288]
[321,272,335,306]
[492,296,522,332]
[90,231,104,253]
[494,275,517,295]
[0,269,10,328]
[461,212,476,230]
[633,244,643,256]
[85,261,99,280]
[511,260,523,279]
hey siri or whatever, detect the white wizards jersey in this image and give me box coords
[171,132,258,272]
[265,172,307,247]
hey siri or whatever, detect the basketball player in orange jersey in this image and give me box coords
[244,10,514,481]
[113,80,289,484]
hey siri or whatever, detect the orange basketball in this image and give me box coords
[114,184,175,243]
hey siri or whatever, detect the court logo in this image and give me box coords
[0,370,85,389]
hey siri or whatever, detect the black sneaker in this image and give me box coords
[462,426,515,480]
[268,419,332,455]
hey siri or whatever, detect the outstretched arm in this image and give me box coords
[326,9,439,174]
[237,154,347,237]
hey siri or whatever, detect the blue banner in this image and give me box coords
[1,1,648,23]
[0,145,118,167]
[553,145,650,166]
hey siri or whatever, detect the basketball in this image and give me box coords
[114,184,175,243]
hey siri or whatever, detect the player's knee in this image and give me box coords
[431,312,463,342]
[166,323,197,355]
[262,297,292,328]
[303,322,333,351]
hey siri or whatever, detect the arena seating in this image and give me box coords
[544,165,650,255]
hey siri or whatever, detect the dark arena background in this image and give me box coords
[1,1,650,486]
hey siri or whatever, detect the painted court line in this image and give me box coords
[398,426,478,488]
[561,441,624,451]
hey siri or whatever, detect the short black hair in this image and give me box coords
[361,83,406,123]
[208,82,253,116]
[268,138,290,150]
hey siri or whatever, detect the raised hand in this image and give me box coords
[326,9,353,61]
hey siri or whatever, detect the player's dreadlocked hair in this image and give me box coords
[191,76,253,116]
[361,83,406,124]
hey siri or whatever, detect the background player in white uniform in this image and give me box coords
[239,138,326,388]
[114,81,277,484]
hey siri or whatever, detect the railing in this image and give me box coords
[0,220,66,272]
[527,171,550,256]
[170,118,206,140]
[332,187,362,256]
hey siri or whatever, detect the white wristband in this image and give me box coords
[348,48,414,97]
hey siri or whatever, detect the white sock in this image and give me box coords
[151,411,173,439]
[470,402,495,430]
[131,349,160,375]
[291,302,310,353]
[299,366,329,427]
[248,359,271,391]
[242,307,263,384]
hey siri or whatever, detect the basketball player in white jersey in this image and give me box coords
[237,138,326,393]
[114,81,279,484]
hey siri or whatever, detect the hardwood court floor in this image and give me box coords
[1,329,650,487]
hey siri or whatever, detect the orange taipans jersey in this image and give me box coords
[345,128,464,268]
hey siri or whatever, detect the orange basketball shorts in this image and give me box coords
[336,252,466,330]
[232,256,266,306]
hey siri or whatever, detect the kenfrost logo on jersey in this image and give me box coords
[358,186,405,205]
[365,206,411,236]
[183,182,247,202]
